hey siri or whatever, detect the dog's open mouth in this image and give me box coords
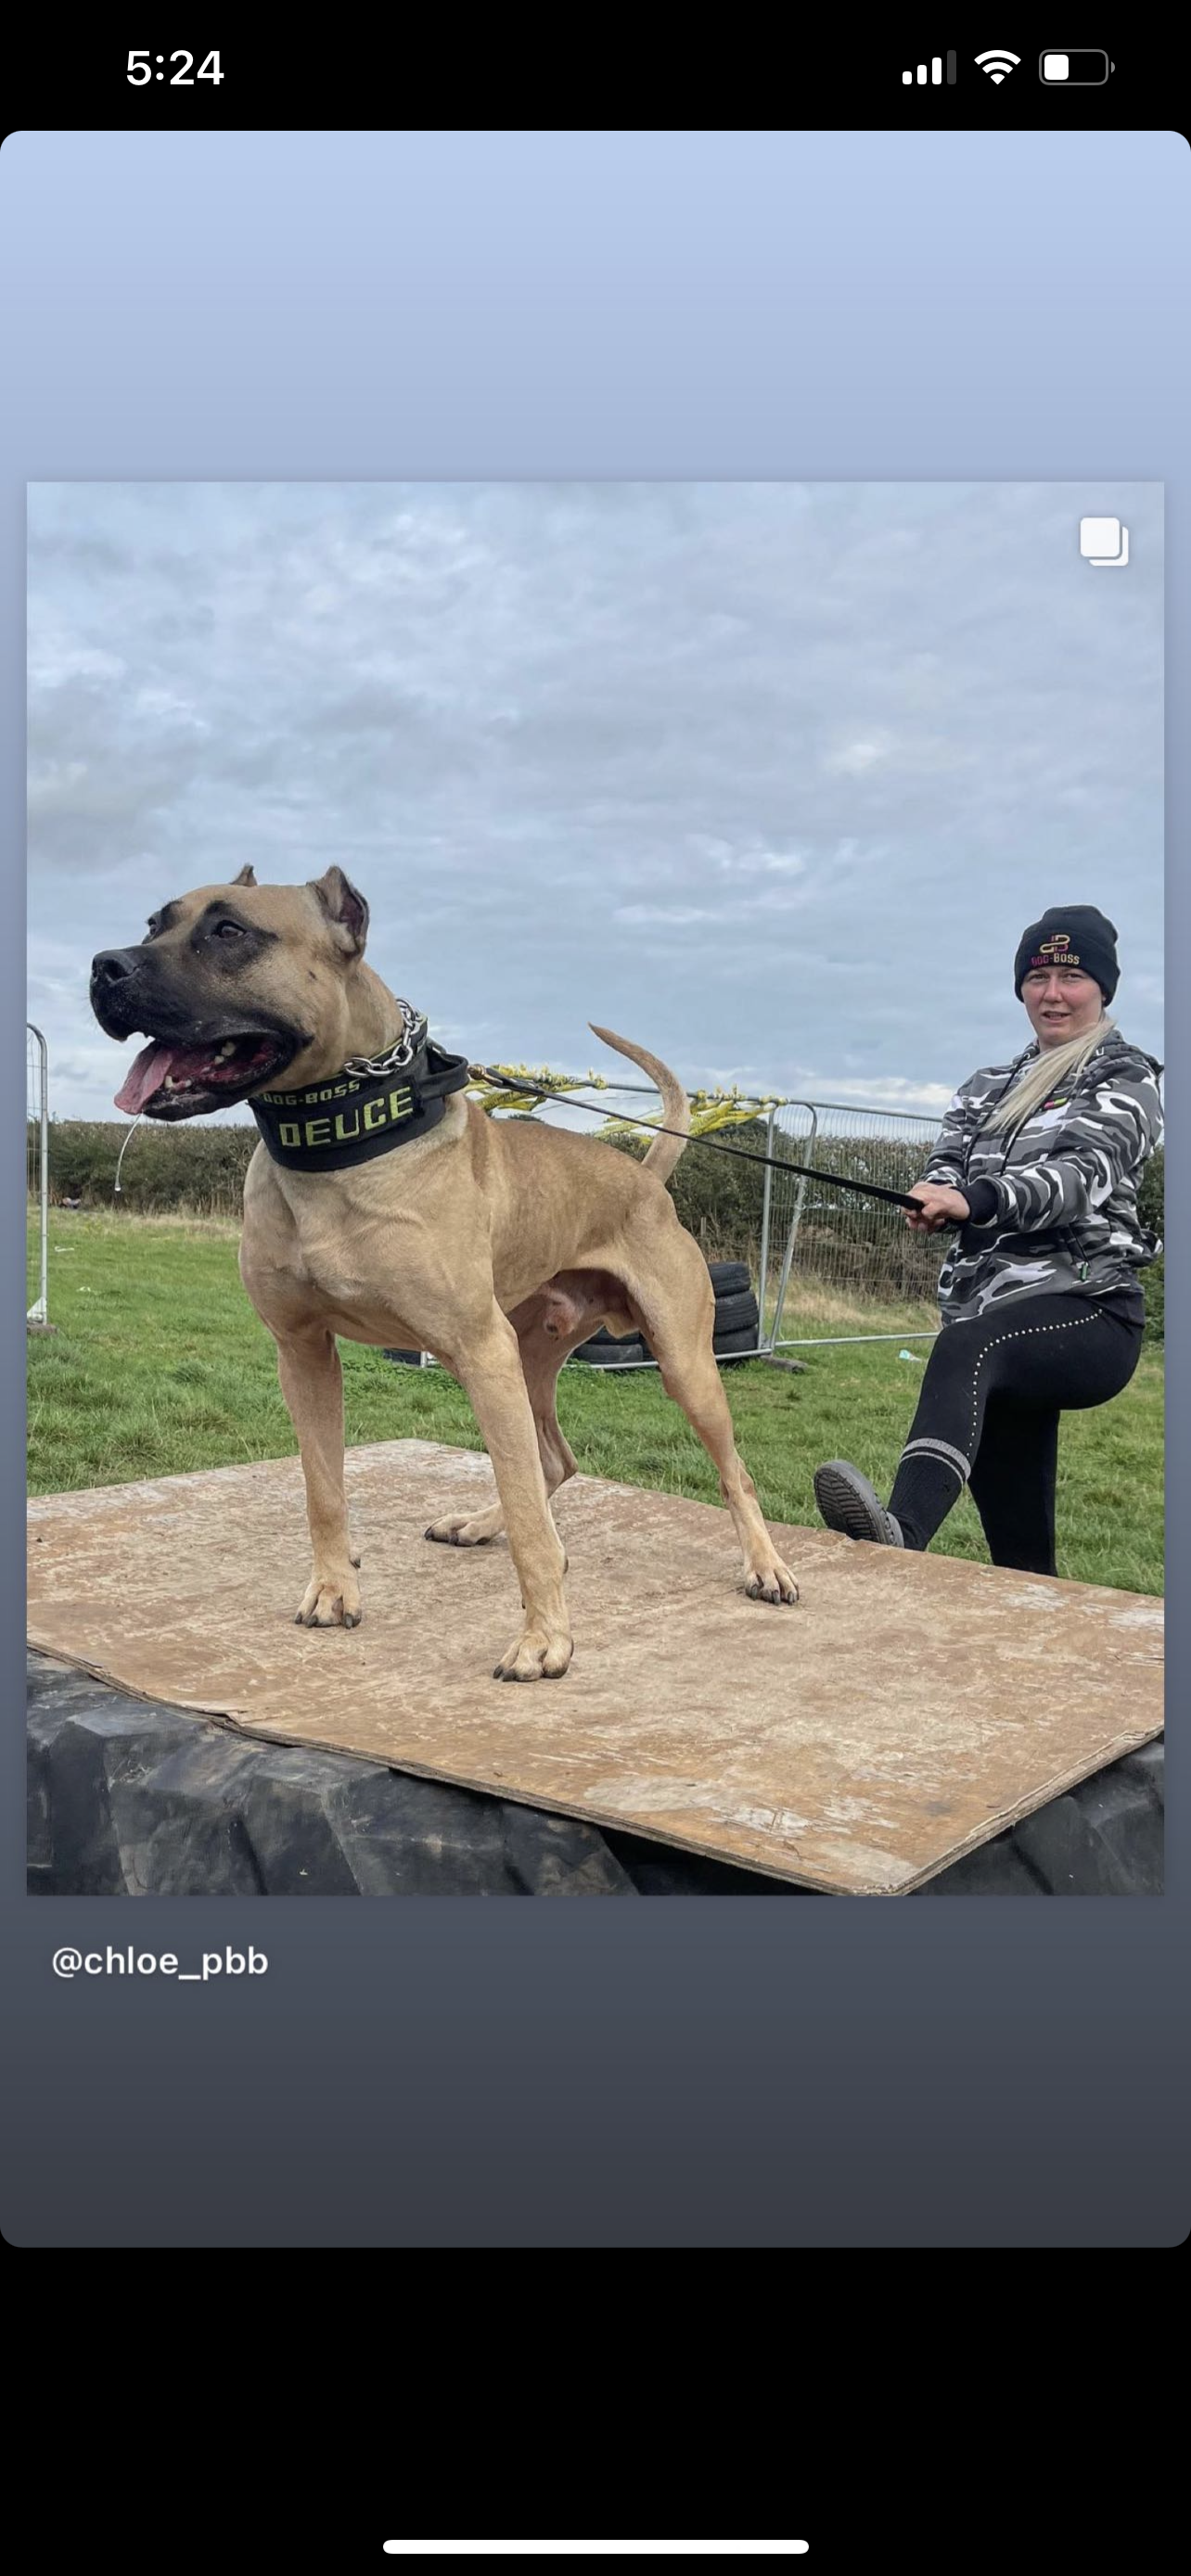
[115,1032,295,1119]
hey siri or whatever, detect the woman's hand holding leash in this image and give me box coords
[906,1182,971,1233]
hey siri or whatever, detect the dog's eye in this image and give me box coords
[145,916,160,939]
[213,919,246,940]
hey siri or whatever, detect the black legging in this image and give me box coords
[887,1291,1144,1575]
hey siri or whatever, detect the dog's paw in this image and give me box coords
[424,1507,502,1548]
[295,1571,363,1629]
[493,1625,573,1682]
[744,1556,800,1606]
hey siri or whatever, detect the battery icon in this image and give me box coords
[1041,50,1114,81]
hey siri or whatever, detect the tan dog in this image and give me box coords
[92,865,799,1679]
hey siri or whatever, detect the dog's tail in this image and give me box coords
[588,1025,692,1187]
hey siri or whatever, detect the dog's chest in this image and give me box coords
[242,1195,443,1347]
[275,1243,409,1327]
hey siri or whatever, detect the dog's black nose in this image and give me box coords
[91,950,140,988]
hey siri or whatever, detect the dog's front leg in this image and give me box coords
[274,1326,363,1629]
[454,1311,572,1681]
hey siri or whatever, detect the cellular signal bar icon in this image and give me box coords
[903,53,957,83]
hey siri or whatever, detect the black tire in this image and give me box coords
[574,1335,647,1368]
[711,1289,760,1336]
[712,1325,763,1362]
[381,1348,423,1367]
[917,1743,1163,1894]
[27,1651,1162,1899]
[707,1259,750,1297]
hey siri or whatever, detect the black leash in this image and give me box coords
[468,1066,926,1211]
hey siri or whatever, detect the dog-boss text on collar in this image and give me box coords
[250,1042,471,1173]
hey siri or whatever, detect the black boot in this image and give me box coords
[813,1460,904,1548]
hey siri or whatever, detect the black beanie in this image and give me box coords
[1014,905,1119,1002]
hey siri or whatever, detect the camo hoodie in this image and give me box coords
[921,1030,1162,1325]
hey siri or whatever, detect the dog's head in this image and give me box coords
[90,865,371,1119]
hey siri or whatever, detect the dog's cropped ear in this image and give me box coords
[232,863,257,887]
[309,865,369,957]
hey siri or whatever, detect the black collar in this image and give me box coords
[250,1017,472,1171]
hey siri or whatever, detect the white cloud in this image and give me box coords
[799,1075,955,1114]
[28,639,125,691]
[613,904,720,927]
[27,480,1163,1122]
[826,736,892,774]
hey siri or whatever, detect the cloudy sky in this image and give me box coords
[28,482,1162,1128]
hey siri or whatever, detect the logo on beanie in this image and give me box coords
[1032,932,1080,967]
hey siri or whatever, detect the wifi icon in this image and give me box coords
[975,48,1021,82]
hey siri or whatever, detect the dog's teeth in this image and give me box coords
[216,1039,237,1058]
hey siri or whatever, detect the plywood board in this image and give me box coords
[27,1441,1164,1894]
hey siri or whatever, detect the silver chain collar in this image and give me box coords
[341,998,429,1079]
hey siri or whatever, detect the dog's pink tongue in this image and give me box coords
[115,1042,175,1115]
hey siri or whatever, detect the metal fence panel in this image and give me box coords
[563,1090,949,1370]
[756,1101,816,1346]
[27,1025,48,1326]
[767,1099,946,1347]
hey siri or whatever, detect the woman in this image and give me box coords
[813,905,1162,1576]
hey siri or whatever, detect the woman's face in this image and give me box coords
[1021,964,1104,1050]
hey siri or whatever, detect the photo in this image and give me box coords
[27,480,1163,1898]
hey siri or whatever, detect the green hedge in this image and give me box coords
[32,1110,779,1235]
[1136,1147,1164,1342]
[611,1118,769,1255]
[35,1117,259,1214]
[30,1116,1165,1339]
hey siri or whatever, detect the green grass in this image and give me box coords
[28,1211,1164,1595]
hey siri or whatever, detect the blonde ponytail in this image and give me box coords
[980,1016,1114,1139]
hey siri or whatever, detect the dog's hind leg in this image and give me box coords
[425,1294,586,1549]
[449,1306,573,1680]
[629,1233,800,1607]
